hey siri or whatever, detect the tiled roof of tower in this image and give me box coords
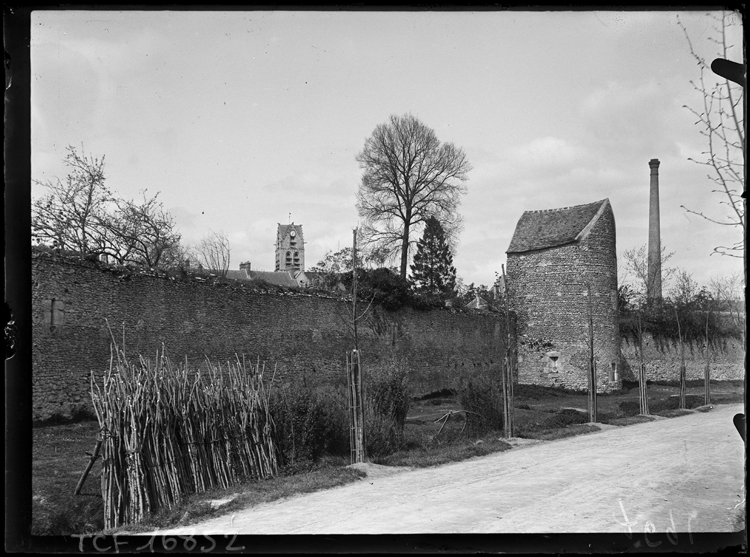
[507,199,609,254]
[278,224,302,238]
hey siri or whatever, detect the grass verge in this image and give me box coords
[33,380,744,536]
[516,424,601,441]
[115,456,366,534]
[372,436,512,468]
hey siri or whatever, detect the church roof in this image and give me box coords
[278,223,302,239]
[248,270,299,287]
[506,199,610,254]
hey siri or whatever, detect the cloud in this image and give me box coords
[510,136,584,169]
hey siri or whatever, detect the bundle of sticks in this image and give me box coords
[90,346,279,529]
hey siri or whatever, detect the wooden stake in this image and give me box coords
[74,439,103,495]
[675,309,687,409]
[501,264,513,438]
[587,283,597,423]
[704,310,711,405]
[637,311,649,415]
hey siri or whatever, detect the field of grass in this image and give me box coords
[32,379,744,536]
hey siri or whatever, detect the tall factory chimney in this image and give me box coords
[647,158,662,301]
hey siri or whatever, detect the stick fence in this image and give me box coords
[90,346,279,529]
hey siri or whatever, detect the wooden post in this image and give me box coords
[352,228,358,351]
[704,310,711,405]
[587,283,597,423]
[502,264,513,438]
[347,350,365,464]
[676,309,687,410]
[637,311,649,415]
[74,439,102,495]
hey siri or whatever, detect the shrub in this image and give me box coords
[458,377,504,437]
[342,268,412,310]
[539,408,589,429]
[417,388,456,401]
[365,403,404,458]
[619,400,641,417]
[514,383,580,400]
[270,384,349,467]
[364,362,412,457]
[650,394,703,413]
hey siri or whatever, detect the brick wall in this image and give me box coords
[32,252,507,421]
[507,204,621,392]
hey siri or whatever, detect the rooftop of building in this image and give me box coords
[277,223,303,239]
[506,199,610,254]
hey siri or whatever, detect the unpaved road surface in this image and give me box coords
[148,403,745,535]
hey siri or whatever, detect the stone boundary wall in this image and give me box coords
[32,253,506,421]
[619,332,744,383]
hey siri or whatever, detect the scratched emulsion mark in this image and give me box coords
[614,499,698,548]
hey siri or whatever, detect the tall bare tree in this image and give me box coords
[678,12,745,260]
[32,145,115,258]
[193,230,231,278]
[355,113,471,279]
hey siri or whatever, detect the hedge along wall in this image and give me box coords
[32,252,507,421]
[618,331,744,383]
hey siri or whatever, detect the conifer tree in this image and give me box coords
[410,216,457,300]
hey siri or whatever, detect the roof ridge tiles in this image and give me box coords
[523,199,607,214]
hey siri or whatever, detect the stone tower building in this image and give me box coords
[506,199,620,393]
[275,223,305,272]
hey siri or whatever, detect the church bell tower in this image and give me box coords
[275,223,305,272]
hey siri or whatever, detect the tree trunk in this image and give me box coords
[400,221,411,280]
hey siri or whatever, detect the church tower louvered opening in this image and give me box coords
[275,223,305,272]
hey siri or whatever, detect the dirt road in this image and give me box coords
[148,403,745,535]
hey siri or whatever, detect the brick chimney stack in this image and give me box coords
[647,159,662,301]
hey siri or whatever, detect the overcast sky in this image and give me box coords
[31,9,744,291]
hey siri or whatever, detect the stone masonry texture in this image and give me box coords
[507,201,623,393]
[32,252,507,421]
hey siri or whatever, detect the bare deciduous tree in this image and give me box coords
[105,191,182,268]
[709,272,745,336]
[192,230,231,278]
[33,146,185,268]
[355,113,471,279]
[620,244,677,303]
[32,145,115,258]
[678,12,745,260]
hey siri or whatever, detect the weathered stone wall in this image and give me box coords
[507,204,621,392]
[619,332,744,382]
[32,252,506,421]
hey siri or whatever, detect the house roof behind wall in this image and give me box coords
[225,268,299,287]
[248,270,299,287]
[507,199,609,254]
